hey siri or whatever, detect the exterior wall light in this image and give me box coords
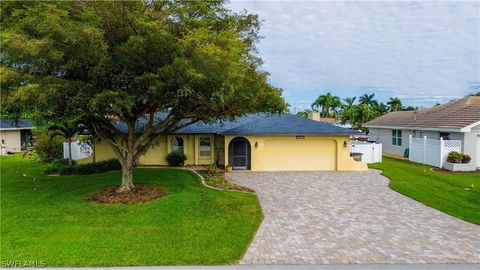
[255,141,259,148]
[343,141,348,148]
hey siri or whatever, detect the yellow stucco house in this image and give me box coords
[84,114,367,171]
[0,119,34,154]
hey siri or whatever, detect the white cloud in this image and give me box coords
[228,0,480,109]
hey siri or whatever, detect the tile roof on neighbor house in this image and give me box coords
[318,118,337,124]
[0,119,34,130]
[115,113,361,135]
[363,96,480,131]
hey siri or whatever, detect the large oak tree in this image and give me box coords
[1,1,286,191]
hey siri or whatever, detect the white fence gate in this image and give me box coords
[408,135,461,168]
[63,141,93,161]
[350,140,382,163]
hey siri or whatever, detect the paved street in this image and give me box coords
[27,264,480,270]
[226,170,480,264]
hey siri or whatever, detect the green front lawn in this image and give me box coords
[0,155,262,266]
[369,157,480,224]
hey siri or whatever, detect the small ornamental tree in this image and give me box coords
[1,1,287,191]
[49,118,85,166]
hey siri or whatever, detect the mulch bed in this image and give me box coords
[89,184,166,204]
[196,170,255,193]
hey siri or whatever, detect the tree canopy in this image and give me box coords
[1,1,287,191]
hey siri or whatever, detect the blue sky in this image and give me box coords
[227,0,480,112]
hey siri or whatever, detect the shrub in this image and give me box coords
[462,154,471,164]
[447,151,471,164]
[207,163,218,175]
[57,159,121,176]
[43,158,70,175]
[447,151,463,163]
[166,151,187,166]
[33,130,64,162]
[44,166,60,175]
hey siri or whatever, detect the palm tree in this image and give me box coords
[359,93,376,106]
[374,102,389,115]
[387,97,403,112]
[340,106,356,126]
[49,119,83,166]
[355,103,376,129]
[343,97,356,109]
[312,92,341,118]
[49,123,78,166]
[330,95,342,118]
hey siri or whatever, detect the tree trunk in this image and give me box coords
[68,140,73,166]
[92,141,96,163]
[118,156,135,192]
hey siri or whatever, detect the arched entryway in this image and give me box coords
[228,137,251,170]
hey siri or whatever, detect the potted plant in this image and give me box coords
[225,164,233,172]
[444,151,475,172]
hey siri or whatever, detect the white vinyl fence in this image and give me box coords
[63,141,93,161]
[408,135,461,168]
[350,140,382,163]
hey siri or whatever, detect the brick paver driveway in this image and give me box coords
[226,170,480,265]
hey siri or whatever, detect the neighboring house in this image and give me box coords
[0,119,34,153]
[363,96,480,168]
[80,113,367,171]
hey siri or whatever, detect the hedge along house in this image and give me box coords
[79,113,367,171]
[0,119,34,154]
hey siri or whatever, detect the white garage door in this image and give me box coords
[263,139,337,171]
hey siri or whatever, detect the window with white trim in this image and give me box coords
[392,129,402,146]
[199,137,211,157]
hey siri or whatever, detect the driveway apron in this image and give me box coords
[226,170,480,264]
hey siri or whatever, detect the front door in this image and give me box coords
[232,139,248,170]
[20,130,32,151]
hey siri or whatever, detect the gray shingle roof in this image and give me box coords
[0,119,34,130]
[218,114,359,135]
[115,113,361,135]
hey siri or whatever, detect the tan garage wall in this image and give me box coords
[224,135,367,172]
[0,130,21,152]
[263,138,336,171]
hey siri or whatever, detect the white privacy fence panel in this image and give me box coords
[63,141,93,160]
[409,135,461,168]
[351,141,382,163]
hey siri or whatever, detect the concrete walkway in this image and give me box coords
[226,170,480,265]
